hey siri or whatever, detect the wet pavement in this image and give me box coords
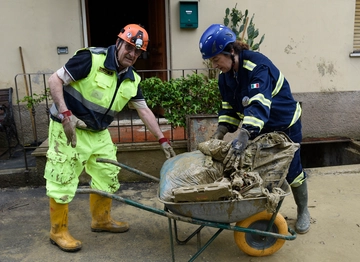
[1,164,360,262]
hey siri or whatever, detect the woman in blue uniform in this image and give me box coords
[199,24,310,234]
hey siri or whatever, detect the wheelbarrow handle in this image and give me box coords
[96,158,160,182]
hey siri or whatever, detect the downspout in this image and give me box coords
[165,0,173,80]
[80,0,89,47]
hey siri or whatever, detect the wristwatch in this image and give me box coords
[58,110,72,122]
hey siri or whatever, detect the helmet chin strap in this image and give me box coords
[231,55,236,72]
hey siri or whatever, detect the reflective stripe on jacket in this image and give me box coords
[64,47,141,131]
[218,50,301,137]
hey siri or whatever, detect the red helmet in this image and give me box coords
[118,24,149,51]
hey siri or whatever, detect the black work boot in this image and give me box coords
[291,180,311,234]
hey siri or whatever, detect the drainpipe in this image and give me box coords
[166,0,173,80]
[80,0,88,47]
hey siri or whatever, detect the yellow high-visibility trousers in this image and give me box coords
[44,120,120,203]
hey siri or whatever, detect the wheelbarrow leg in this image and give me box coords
[188,228,223,262]
[174,220,205,245]
[168,217,216,262]
[168,217,176,262]
[169,214,224,262]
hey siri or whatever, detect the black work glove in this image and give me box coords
[211,125,228,140]
[223,128,250,169]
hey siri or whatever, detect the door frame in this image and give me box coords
[80,0,169,78]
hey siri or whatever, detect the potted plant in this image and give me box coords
[140,73,221,128]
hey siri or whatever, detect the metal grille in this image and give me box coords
[13,68,215,147]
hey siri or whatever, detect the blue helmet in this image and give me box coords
[199,24,236,59]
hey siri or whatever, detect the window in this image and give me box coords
[350,0,360,57]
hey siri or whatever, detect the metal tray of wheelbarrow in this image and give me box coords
[158,180,291,224]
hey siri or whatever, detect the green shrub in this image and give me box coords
[18,88,51,109]
[141,74,221,127]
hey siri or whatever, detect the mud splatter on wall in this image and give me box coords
[317,59,337,76]
[284,37,304,54]
[284,44,294,54]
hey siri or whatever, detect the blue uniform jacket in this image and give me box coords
[218,50,301,138]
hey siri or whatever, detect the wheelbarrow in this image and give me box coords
[76,158,297,261]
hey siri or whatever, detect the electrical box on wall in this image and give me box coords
[179,1,198,29]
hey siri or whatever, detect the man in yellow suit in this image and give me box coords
[45,24,175,252]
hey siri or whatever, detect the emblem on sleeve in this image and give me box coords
[251,83,259,89]
[242,96,250,107]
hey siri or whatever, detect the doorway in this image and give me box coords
[85,0,167,77]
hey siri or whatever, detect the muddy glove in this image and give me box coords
[159,138,176,159]
[223,128,250,169]
[211,125,228,140]
[59,110,87,148]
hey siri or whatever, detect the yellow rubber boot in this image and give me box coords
[89,194,129,233]
[49,198,82,252]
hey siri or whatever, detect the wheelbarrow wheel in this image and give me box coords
[234,210,287,257]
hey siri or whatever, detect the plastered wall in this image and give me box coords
[0,0,359,140]
[0,0,83,99]
[168,0,360,94]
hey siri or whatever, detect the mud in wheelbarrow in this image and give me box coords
[160,181,291,223]
[77,158,297,261]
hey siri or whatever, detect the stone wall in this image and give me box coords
[293,91,360,140]
[2,90,360,187]
[3,90,360,148]
[31,140,188,186]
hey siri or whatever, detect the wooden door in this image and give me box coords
[147,0,167,80]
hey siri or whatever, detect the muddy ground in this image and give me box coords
[1,164,360,262]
